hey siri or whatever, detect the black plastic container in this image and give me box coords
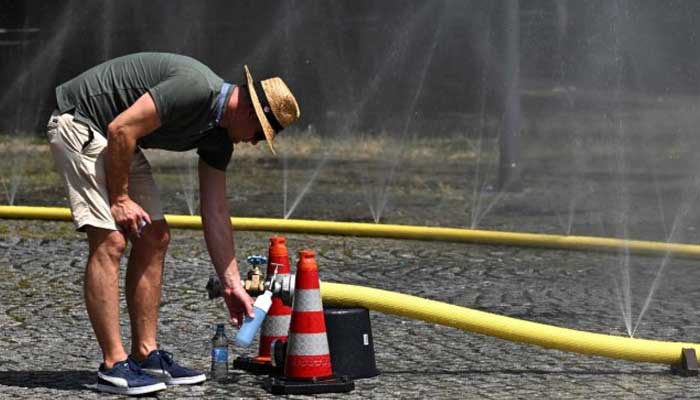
[324,307,380,379]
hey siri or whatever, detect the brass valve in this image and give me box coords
[243,255,267,296]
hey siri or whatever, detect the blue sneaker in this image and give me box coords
[137,350,207,385]
[96,358,167,395]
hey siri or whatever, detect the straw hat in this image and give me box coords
[244,65,300,155]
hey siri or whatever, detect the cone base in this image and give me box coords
[233,356,281,375]
[263,375,354,395]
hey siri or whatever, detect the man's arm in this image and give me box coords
[198,159,254,326]
[106,93,161,235]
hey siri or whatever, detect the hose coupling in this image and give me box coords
[267,271,295,306]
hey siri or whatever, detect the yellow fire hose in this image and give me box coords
[1,205,697,365]
[320,282,698,365]
[2,205,700,259]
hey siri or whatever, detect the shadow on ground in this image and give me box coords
[0,370,94,391]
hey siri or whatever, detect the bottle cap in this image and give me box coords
[254,290,273,312]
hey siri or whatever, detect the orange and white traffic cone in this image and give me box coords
[263,250,354,395]
[234,236,293,375]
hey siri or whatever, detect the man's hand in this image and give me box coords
[110,196,151,238]
[223,285,255,327]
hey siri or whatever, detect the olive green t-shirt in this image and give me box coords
[55,52,233,170]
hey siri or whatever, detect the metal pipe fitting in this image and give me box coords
[205,259,295,306]
[268,272,295,307]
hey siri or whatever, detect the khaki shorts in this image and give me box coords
[46,111,164,231]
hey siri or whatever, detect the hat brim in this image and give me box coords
[244,65,276,155]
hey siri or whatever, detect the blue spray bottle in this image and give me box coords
[235,290,273,347]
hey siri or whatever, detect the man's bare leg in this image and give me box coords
[125,220,170,361]
[85,227,128,369]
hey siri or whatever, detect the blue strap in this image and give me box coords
[214,83,233,127]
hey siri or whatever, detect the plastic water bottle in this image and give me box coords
[211,324,229,380]
[235,291,273,347]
